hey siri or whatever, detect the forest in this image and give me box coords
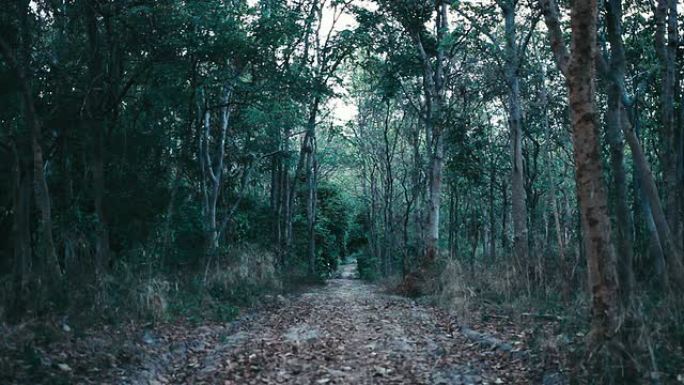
[0,0,683,384]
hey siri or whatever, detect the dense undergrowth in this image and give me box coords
[433,262,684,383]
[351,248,684,383]
[0,244,278,327]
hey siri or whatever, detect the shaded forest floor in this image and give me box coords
[3,262,569,385]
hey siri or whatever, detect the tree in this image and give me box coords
[540,0,620,350]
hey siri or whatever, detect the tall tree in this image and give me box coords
[383,0,449,272]
[0,0,61,288]
[540,0,620,349]
[603,0,635,299]
[654,0,681,248]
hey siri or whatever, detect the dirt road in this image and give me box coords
[138,262,533,385]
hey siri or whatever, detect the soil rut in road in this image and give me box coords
[152,262,533,385]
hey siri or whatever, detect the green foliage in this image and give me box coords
[169,199,206,268]
[346,211,369,256]
[346,212,378,280]
[290,182,352,279]
[355,250,381,281]
[315,183,350,271]
[1,0,683,379]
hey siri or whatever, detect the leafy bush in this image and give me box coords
[354,250,380,281]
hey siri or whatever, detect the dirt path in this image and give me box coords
[134,261,534,385]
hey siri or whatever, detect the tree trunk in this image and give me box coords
[92,126,110,275]
[679,81,684,249]
[25,81,61,285]
[10,142,31,320]
[567,0,620,347]
[541,73,567,289]
[411,122,424,256]
[604,0,635,301]
[678,80,684,249]
[85,7,111,278]
[488,148,497,262]
[654,0,681,249]
[622,114,684,287]
[199,86,233,283]
[605,88,635,299]
[501,183,509,253]
[635,173,667,283]
[417,2,448,267]
[502,1,529,278]
[286,128,311,259]
[1,0,61,285]
[281,130,291,267]
[425,132,444,263]
[382,100,395,275]
[305,101,318,276]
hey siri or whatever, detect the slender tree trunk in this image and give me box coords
[401,178,412,277]
[305,101,318,276]
[199,86,232,283]
[623,114,684,287]
[281,129,291,267]
[26,82,60,284]
[411,123,424,255]
[418,2,448,267]
[369,166,380,268]
[271,152,280,257]
[541,74,568,289]
[286,129,311,257]
[678,81,684,249]
[501,184,509,253]
[602,0,671,288]
[453,185,460,260]
[679,81,684,249]
[1,1,61,285]
[274,152,284,266]
[502,0,529,279]
[603,0,635,301]
[85,7,111,278]
[605,88,635,299]
[162,72,197,263]
[382,101,395,275]
[10,142,31,320]
[635,173,667,283]
[448,187,455,260]
[92,126,110,275]
[425,132,444,262]
[489,155,496,262]
[654,0,681,248]
[203,110,218,253]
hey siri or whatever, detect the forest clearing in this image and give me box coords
[1,0,684,383]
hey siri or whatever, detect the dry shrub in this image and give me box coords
[485,265,516,299]
[204,244,280,295]
[379,274,406,294]
[137,277,169,321]
[436,258,474,322]
[229,244,278,286]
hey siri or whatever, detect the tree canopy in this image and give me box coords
[1,0,683,382]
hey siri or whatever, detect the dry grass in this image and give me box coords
[204,244,280,292]
[435,258,475,323]
[137,277,170,321]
